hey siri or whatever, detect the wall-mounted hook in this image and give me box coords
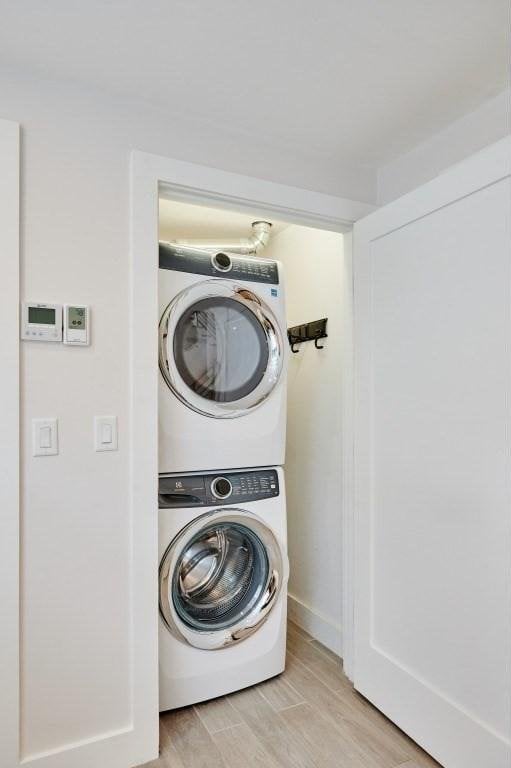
[287,318,328,353]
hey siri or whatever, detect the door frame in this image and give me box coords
[130,151,373,686]
[0,118,20,767]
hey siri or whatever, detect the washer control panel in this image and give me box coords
[159,469,280,508]
[159,244,280,285]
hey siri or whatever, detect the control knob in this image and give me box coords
[211,252,232,272]
[211,476,233,500]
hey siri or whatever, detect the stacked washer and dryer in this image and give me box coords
[157,221,289,710]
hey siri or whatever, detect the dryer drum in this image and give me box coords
[172,523,269,631]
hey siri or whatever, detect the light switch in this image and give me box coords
[95,416,118,452]
[40,426,52,448]
[32,418,58,456]
[101,423,112,444]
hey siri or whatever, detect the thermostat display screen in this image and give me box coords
[68,306,85,329]
[28,306,56,325]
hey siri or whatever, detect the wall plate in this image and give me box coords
[64,304,89,345]
[21,302,63,342]
[32,418,59,456]
[94,415,118,451]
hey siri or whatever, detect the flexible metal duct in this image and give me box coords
[159,220,272,257]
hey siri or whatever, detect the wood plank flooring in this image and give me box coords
[144,621,442,768]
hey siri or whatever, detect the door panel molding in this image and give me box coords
[353,137,511,768]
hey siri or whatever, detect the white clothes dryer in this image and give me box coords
[158,466,288,711]
[159,244,288,474]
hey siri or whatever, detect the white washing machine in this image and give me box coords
[159,244,288,474]
[158,466,288,711]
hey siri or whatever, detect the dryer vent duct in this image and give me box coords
[160,220,272,257]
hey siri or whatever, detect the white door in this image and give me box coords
[353,137,511,768]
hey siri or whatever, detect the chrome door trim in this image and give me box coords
[159,508,288,650]
[159,279,285,418]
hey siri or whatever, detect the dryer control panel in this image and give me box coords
[159,469,280,508]
[159,244,280,285]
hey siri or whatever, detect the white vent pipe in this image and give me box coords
[160,220,272,257]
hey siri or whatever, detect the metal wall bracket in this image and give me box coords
[287,318,328,353]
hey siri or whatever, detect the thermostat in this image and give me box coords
[21,303,63,342]
[64,304,89,345]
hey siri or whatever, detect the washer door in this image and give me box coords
[159,509,287,650]
[159,280,284,418]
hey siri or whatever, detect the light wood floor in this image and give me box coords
[144,621,442,768]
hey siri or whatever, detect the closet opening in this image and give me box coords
[156,194,346,722]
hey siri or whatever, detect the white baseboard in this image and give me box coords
[287,593,343,658]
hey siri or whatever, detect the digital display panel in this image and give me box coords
[68,306,85,329]
[28,306,56,325]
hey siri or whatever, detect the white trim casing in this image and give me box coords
[137,152,373,231]
[0,118,20,768]
[340,229,355,679]
[131,150,372,709]
[129,157,160,767]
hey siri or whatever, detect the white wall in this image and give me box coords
[10,74,139,761]
[378,88,511,204]
[266,225,344,655]
[0,65,364,762]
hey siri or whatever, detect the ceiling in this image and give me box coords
[159,199,289,241]
[1,1,508,172]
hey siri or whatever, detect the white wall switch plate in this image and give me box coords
[94,416,118,451]
[32,418,59,456]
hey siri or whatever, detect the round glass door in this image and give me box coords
[159,510,287,649]
[159,280,284,418]
[173,297,269,403]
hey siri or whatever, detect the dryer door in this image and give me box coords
[159,279,285,418]
[159,509,287,650]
